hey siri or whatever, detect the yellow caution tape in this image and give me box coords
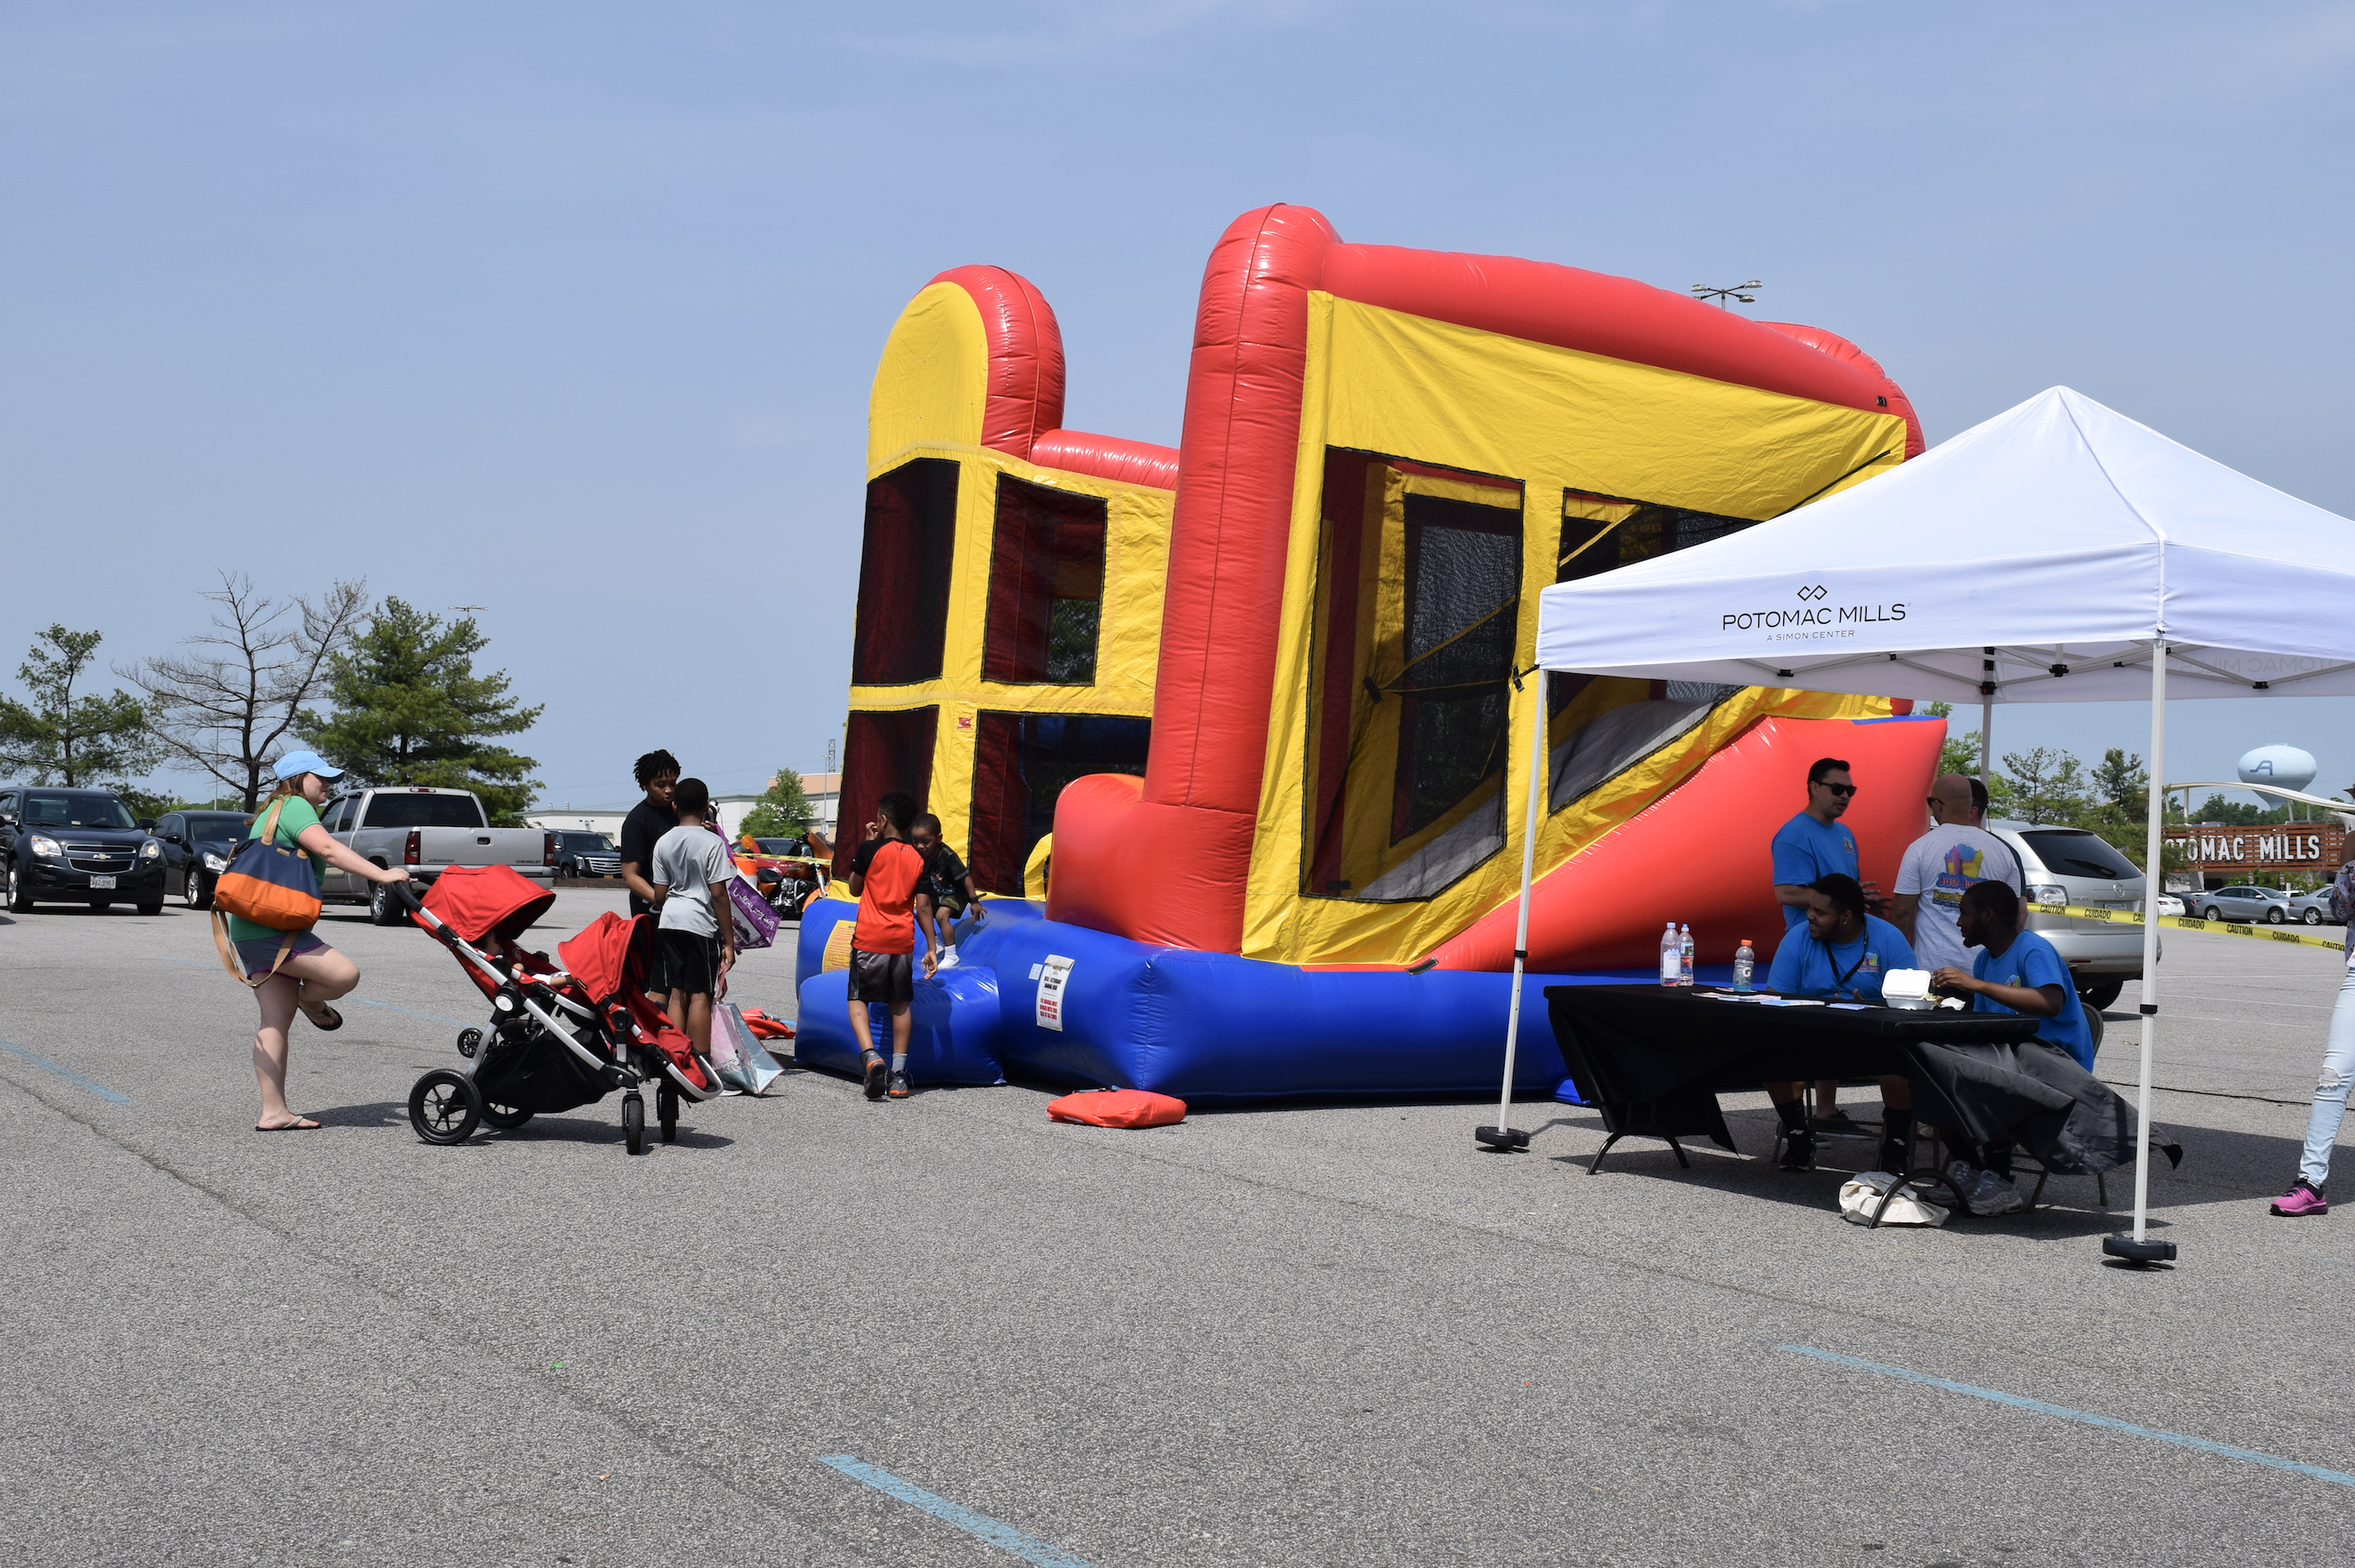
[2024,901,2347,953]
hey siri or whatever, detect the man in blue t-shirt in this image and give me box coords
[1770,757,1883,1129]
[1931,881,2094,1067]
[1763,873,1920,1174]
[1924,879,2095,1215]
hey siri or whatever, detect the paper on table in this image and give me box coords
[1827,1003,1873,1011]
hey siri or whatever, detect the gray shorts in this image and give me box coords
[845,948,914,1005]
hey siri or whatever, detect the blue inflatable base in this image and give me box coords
[794,897,1687,1106]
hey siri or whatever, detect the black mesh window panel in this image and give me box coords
[968,712,1150,895]
[1546,487,1753,811]
[853,459,959,687]
[983,476,1108,686]
[1392,496,1520,842]
[833,707,937,879]
[1556,490,1758,585]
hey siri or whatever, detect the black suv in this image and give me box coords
[552,831,620,878]
[1,786,167,914]
[155,809,256,910]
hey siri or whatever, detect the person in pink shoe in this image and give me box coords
[2273,860,2355,1217]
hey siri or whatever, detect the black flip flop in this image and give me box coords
[255,1117,322,1132]
[304,1005,343,1032]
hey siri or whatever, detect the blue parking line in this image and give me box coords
[0,1037,131,1105]
[818,1455,1096,1567]
[1779,1345,2355,1490]
[159,957,471,1028]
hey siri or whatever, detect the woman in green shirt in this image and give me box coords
[231,752,414,1131]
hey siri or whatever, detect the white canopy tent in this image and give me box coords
[1501,386,2355,1261]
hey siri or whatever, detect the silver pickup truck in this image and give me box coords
[318,786,554,924]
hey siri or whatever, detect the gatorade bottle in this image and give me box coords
[1733,938,1756,992]
[1659,921,1680,986]
[1678,924,1696,986]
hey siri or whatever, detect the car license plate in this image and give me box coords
[89,875,116,889]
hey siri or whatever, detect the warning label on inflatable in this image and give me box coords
[1035,954,1075,1031]
[821,919,854,973]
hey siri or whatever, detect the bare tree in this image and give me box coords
[121,573,369,810]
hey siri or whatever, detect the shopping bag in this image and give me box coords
[712,1003,784,1095]
[1838,1171,1950,1228]
[727,874,780,951]
[1045,1088,1187,1128]
[213,797,321,932]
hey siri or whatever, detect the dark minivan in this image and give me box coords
[155,809,257,910]
[2,787,168,914]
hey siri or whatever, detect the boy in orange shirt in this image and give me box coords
[845,790,936,1100]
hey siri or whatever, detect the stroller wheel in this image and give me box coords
[456,1028,484,1059]
[622,1093,645,1156]
[409,1070,482,1145]
[481,1103,532,1131]
[659,1081,678,1144]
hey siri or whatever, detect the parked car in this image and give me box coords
[551,831,621,879]
[1986,822,2150,1012]
[0,786,167,915]
[2193,884,2296,924]
[2154,894,2186,918]
[316,786,554,924]
[2286,887,2341,926]
[155,808,255,910]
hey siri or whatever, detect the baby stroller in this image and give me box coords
[399,866,721,1154]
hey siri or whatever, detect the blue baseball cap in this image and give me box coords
[273,749,345,782]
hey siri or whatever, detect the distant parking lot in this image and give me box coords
[4,892,2354,1566]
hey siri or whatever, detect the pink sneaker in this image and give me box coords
[2272,1180,2329,1217]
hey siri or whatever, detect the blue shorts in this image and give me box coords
[235,929,328,976]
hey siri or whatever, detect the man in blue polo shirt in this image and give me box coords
[1763,873,1919,1173]
[1771,757,1881,1131]
[1926,878,2094,1216]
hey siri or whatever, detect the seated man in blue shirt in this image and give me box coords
[1926,878,2096,1214]
[1763,873,1920,1173]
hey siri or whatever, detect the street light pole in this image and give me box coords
[1691,280,1761,309]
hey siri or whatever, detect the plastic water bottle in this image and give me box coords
[1732,938,1756,993]
[1659,921,1680,986]
[1678,924,1696,986]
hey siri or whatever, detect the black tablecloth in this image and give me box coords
[1545,985,2144,1174]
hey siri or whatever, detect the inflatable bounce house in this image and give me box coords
[797,203,1946,1102]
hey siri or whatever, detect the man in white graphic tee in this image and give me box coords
[1891,772,2024,974]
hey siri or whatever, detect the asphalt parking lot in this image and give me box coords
[4,891,2353,1567]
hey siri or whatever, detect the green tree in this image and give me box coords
[299,598,543,824]
[0,625,161,787]
[2001,745,2088,825]
[739,767,812,839]
[2089,748,2148,818]
[1924,701,1981,778]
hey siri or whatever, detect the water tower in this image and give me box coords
[2238,744,2318,814]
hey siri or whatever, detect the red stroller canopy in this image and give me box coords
[556,910,653,1005]
[419,865,555,944]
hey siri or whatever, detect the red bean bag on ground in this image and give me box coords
[1046,1089,1187,1128]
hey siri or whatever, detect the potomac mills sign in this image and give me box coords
[2166,824,2345,876]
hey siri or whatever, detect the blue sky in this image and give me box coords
[4,2,2353,809]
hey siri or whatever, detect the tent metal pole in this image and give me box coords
[1478,668,1548,1152]
[2104,639,2175,1266]
[1979,699,1992,786]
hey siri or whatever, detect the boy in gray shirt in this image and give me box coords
[649,776,738,1063]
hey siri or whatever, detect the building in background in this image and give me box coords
[525,767,840,847]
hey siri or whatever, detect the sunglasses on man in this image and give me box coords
[1816,781,1858,797]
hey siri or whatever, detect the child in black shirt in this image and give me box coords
[909,813,982,968]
